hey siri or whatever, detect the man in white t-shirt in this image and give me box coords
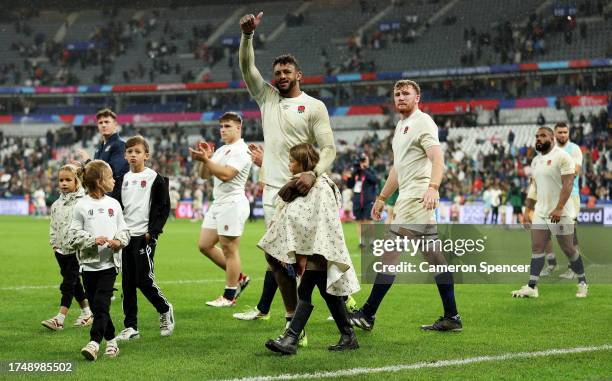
[513,127,588,298]
[190,112,253,307]
[234,11,337,346]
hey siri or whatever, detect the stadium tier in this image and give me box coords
[0,1,609,206]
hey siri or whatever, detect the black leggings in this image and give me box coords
[82,268,117,343]
[298,270,347,323]
[55,252,86,308]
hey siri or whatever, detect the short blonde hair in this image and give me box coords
[394,80,421,96]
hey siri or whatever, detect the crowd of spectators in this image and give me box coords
[1,112,608,219]
[334,125,610,211]
[459,1,606,68]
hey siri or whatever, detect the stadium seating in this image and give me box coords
[499,107,567,125]
[446,123,593,157]
[1,1,610,85]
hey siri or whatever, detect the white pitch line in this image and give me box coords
[0,278,264,291]
[222,344,612,381]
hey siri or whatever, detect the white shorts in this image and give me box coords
[263,184,281,228]
[391,197,437,234]
[532,214,575,236]
[201,198,250,237]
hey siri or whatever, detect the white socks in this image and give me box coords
[56,313,66,324]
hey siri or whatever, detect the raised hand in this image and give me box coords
[189,141,213,162]
[248,143,264,167]
[240,11,263,34]
[198,141,213,157]
[70,149,90,166]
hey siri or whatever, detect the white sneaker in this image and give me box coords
[115,327,140,341]
[103,340,119,358]
[81,341,99,361]
[41,317,64,331]
[206,296,236,307]
[73,314,93,327]
[559,268,576,279]
[540,265,557,277]
[511,285,539,298]
[576,282,588,298]
[160,303,175,337]
[232,306,270,321]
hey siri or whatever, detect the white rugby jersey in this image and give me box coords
[121,167,157,235]
[240,34,335,187]
[531,146,575,218]
[253,89,331,187]
[211,138,252,204]
[70,195,128,271]
[559,141,583,196]
[392,109,440,198]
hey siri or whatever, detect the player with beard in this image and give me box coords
[532,122,583,278]
[234,11,337,346]
[513,127,588,298]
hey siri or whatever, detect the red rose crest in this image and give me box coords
[547,160,552,166]
[297,105,305,113]
[141,180,147,188]
[108,208,114,217]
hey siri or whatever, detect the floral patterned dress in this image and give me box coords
[258,174,360,296]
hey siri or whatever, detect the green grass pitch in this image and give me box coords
[0,216,610,380]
